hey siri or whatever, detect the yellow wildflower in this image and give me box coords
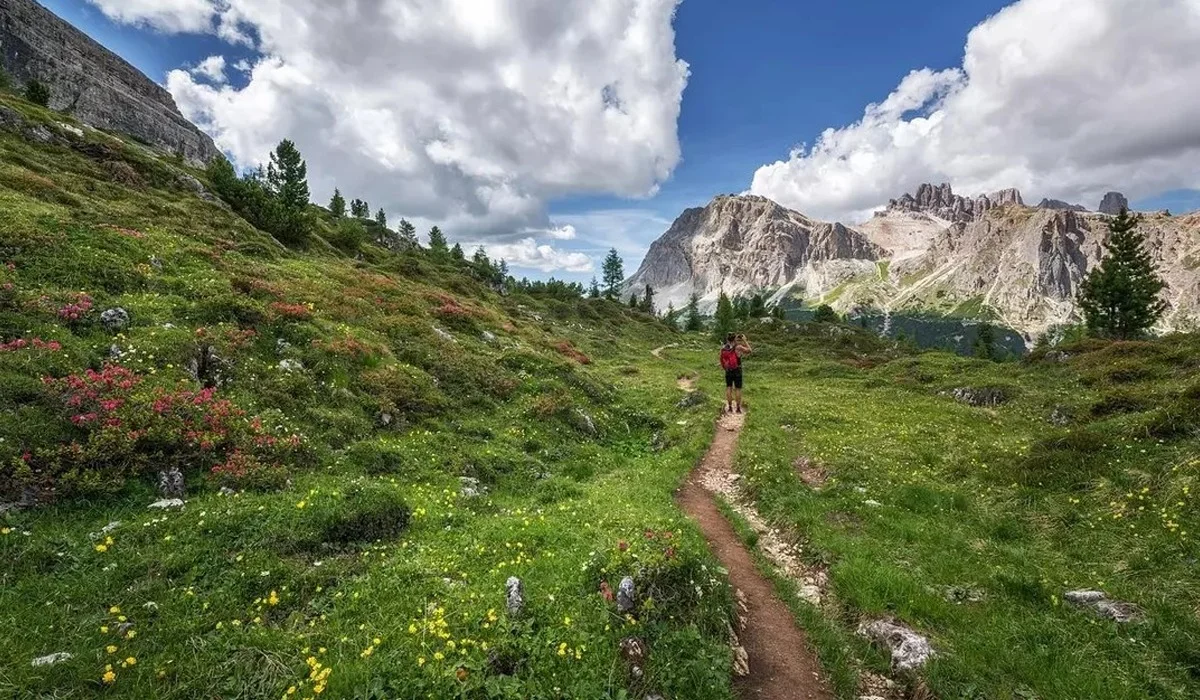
[106,645,118,654]
[102,670,117,684]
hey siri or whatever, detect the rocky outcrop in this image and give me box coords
[1038,198,1087,212]
[881,182,1024,223]
[1098,191,1130,215]
[624,194,885,311]
[0,0,219,165]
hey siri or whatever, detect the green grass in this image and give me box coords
[731,330,1200,699]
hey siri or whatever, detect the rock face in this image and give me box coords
[0,0,220,165]
[1038,198,1087,212]
[624,194,885,311]
[1098,191,1130,215]
[637,183,1200,339]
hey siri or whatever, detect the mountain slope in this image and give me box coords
[625,194,885,310]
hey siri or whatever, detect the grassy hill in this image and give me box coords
[0,92,737,698]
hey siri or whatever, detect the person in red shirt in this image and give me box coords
[719,333,752,413]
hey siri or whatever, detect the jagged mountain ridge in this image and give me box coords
[0,0,219,165]
[630,185,1200,338]
[624,194,885,310]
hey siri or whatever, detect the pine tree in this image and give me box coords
[397,219,418,248]
[350,199,370,218]
[451,243,465,261]
[973,322,997,360]
[588,277,601,299]
[24,79,50,107]
[265,139,311,244]
[601,249,624,299]
[771,303,786,320]
[664,302,678,329]
[685,293,703,332]
[812,304,839,324]
[1077,209,1167,339]
[428,226,448,255]
[374,208,387,229]
[748,293,767,318]
[713,291,735,339]
[629,293,639,309]
[472,246,490,267]
[329,189,346,218]
[640,285,655,314]
[495,259,509,287]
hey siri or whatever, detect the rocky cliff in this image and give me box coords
[624,194,885,310]
[0,0,219,165]
[636,183,1200,338]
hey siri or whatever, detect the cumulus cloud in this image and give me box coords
[93,0,688,238]
[191,55,227,84]
[87,0,216,33]
[542,224,577,240]
[750,0,1200,223]
[472,238,594,274]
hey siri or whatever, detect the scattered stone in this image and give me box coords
[729,623,750,677]
[950,387,1009,407]
[275,338,291,353]
[505,576,524,617]
[857,619,936,672]
[89,521,121,539]
[459,477,483,498]
[573,409,598,436]
[798,583,823,605]
[481,330,497,343]
[185,345,226,388]
[26,124,55,144]
[1098,191,1129,215]
[149,255,163,271]
[618,637,647,680]
[1049,405,1074,426]
[617,576,636,615]
[158,466,184,499]
[218,487,236,496]
[1064,590,1143,622]
[56,122,84,138]
[676,391,706,409]
[100,307,130,333]
[1043,350,1071,363]
[864,499,882,508]
[108,344,125,360]
[793,456,828,489]
[31,652,72,667]
[933,585,985,604]
[432,326,456,343]
[277,358,303,372]
[148,498,184,509]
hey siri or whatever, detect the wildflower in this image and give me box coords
[557,643,568,656]
[417,656,425,667]
[433,651,444,661]
[95,544,109,553]
[268,591,280,606]
[100,626,108,633]
[102,669,116,684]
[125,629,136,639]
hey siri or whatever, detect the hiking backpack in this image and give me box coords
[719,345,740,371]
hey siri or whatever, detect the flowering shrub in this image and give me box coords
[3,364,309,501]
[57,292,94,322]
[269,301,313,321]
[0,337,62,353]
[210,449,288,492]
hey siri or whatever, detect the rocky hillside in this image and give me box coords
[633,185,1200,339]
[624,194,885,311]
[0,0,219,165]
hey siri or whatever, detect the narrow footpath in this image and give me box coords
[676,411,835,700]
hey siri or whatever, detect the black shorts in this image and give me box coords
[724,368,743,389]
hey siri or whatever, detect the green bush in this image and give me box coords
[24,79,50,107]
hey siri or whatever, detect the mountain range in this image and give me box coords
[627,184,1200,339]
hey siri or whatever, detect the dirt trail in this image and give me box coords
[677,411,835,700]
[650,343,678,359]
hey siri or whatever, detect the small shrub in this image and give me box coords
[210,449,288,492]
[24,79,50,107]
[1090,390,1152,416]
[552,340,591,365]
[345,439,408,475]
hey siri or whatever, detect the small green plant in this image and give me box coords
[24,79,50,106]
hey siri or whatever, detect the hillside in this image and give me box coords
[0,90,739,698]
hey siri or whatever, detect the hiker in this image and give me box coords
[719,333,752,413]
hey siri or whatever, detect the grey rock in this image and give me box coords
[459,477,484,499]
[158,466,184,499]
[56,121,83,138]
[26,123,54,144]
[573,409,598,436]
[277,359,303,372]
[677,391,706,409]
[148,498,184,509]
[275,338,291,354]
[149,255,163,271]
[1098,191,1129,215]
[218,487,237,496]
[618,637,647,680]
[100,308,130,333]
[1037,198,1087,212]
[1049,405,1074,426]
[432,327,456,343]
[863,499,882,508]
[31,652,72,667]
[377,411,394,427]
[856,619,936,671]
[185,345,225,388]
[505,576,524,617]
[617,576,636,615]
[884,182,1023,223]
[108,344,124,360]
[0,0,220,165]
[951,387,1009,407]
[1065,589,1143,622]
[481,330,497,343]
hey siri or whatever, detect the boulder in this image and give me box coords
[1064,589,1143,622]
[481,330,497,343]
[856,619,936,671]
[1098,191,1129,215]
[432,327,456,343]
[148,498,184,509]
[617,576,636,615]
[158,466,184,499]
[459,477,484,499]
[31,652,72,667]
[277,359,303,372]
[505,576,524,617]
[100,307,130,333]
[951,387,1009,407]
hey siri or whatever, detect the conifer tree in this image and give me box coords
[329,189,346,218]
[640,285,655,314]
[601,249,624,299]
[629,293,639,309]
[266,139,311,243]
[685,293,703,332]
[350,199,370,218]
[397,219,418,247]
[1077,209,1167,339]
[665,302,678,329]
[428,226,449,254]
[451,242,465,260]
[374,208,387,229]
[713,291,736,339]
[812,304,839,324]
[973,322,997,360]
[588,277,601,299]
[24,79,50,107]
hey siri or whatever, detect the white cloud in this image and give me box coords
[750,0,1200,223]
[542,224,577,240]
[191,55,227,84]
[95,0,688,239]
[473,238,595,273]
[87,0,217,34]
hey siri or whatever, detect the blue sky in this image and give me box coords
[38,0,1200,280]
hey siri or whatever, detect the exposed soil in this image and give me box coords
[792,456,828,489]
[651,343,679,359]
[677,374,697,391]
[677,411,835,700]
